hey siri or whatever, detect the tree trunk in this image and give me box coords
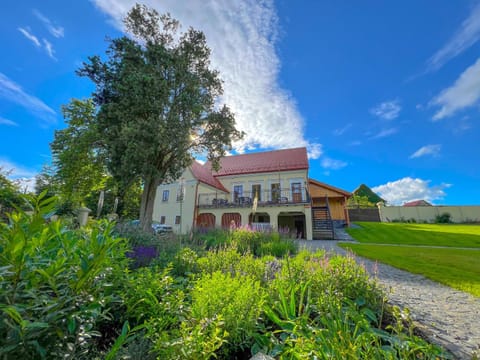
[139,176,160,232]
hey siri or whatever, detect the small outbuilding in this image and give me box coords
[308,179,352,239]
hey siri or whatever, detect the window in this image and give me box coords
[233,185,243,202]
[175,216,181,225]
[252,184,261,201]
[160,216,166,224]
[291,182,302,202]
[162,190,169,202]
[271,183,280,202]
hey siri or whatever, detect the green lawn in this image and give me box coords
[339,243,480,297]
[346,222,480,248]
[342,222,480,297]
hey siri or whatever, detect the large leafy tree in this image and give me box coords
[78,4,242,231]
[49,99,141,218]
[50,99,108,207]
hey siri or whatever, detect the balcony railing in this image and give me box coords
[197,187,310,209]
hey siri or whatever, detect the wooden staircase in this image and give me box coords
[312,196,334,240]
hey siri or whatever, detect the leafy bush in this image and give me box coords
[435,212,452,224]
[256,252,448,359]
[172,247,199,276]
[0,193,130,359]
[115,222,182,268]
[121,266,185,347]
[258,237,296,257]
[196,246,267,283]
[189,271,266,356]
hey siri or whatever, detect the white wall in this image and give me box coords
[378,204,480,223]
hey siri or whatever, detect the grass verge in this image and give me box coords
[339,243,480,297]
[346,222,480,248]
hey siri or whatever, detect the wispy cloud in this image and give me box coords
[0,72,56,125]
[349,140,362,147]
[410,144,441,159]
[372,177,450,205]
[33,9,64,38]
[18,25,58,60]
[431,57,480,120]
[42,38,56,60]
[18,27,41,47]
[0,158,37,193]
[321,157,347,170]
[370,99,401,120]
[91,0,322,158]
[369,127,398,139]
[427,2,480,72]
[333,123,352,136]
[0,117,19,126]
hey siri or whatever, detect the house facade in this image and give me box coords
[152,147,350,239]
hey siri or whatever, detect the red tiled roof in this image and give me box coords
[190,161,228,193]
[206,147,309,176]
[403,200,432,207]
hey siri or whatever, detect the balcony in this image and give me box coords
[197,187,310,209]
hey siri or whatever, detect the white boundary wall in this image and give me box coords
[377,204,480,223]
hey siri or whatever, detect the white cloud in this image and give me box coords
[0,117,19,126]
[410,144,441,159]
[307,143,323,159]
[33,9,64,38]
[91,0,322,158]
[43,38,57,60]
[370,99,401,120]
[369,127,398,139]
[0,72,56,125]
[320,157,347,170]
[427,3,480,72]
[0,159,38,193]
[333,123,352,136]
[372,177,450,205]
[18,27,41,47]
[431,57,480,120]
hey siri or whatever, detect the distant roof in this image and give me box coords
[403,199,432,207]
[190,161,228,193]
[308,178,352,197]
[206,147,309,176]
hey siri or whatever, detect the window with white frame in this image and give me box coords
[162,190,169,202]
[233,184,243,202]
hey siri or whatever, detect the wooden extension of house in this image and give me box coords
[152,147,351,240]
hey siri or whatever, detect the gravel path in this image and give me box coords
[296,232,480,360]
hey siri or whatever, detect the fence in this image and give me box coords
[347,208,380,222]
[377,205,480,223]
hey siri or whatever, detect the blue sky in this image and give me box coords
[1,1,479,205]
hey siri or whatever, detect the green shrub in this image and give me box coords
[190,271,265,356]
[172,247,199,276]
[195,228,230,249]
[121,266,184,329]
[196,247,267,283]
[258,237,296,257]
[0,193,130,359]
[257,259,447,359]
[230,228,264,254]
[435,212,452,224]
